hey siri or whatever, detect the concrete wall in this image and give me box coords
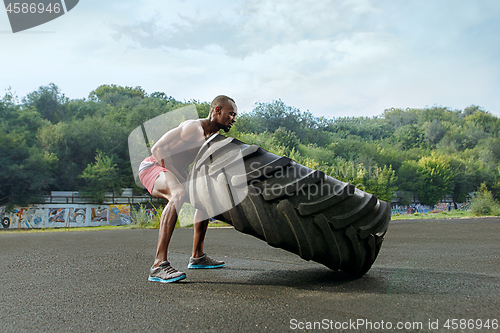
[3,203,132,229]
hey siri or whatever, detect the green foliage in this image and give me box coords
[149,203,162,229]
[0,96,58,206]
[194,101,210,119]
[249,99,326,144]
[415,154,453,205]
[326,116,391,141]
[394,125,424,150]
[130,204,166,228]
[78,150,123,203]
[492,167,500,201]
[22,83,68,123]
[471,183,500,216]
[272,127,299,151]
[88,84,146,103]
[366,165,397,202]
[424,119,445,146]
[1,83,499,210]
[177,203,196,227]
[396,191,413,206]
[130,204,152,227]
[252,99,303,134]
[464,110,500,134]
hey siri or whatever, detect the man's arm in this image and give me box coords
[150,120,204,182]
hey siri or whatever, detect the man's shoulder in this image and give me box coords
[179,119,204,142]
[179,119,202,129]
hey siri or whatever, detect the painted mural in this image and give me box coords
[109,205,131,226]
[7,206,47,228]
[0,204,133,229]
[69,207,87,226]
[49,208,68,224]
[91,206,108,224]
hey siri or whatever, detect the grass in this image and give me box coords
[391,210,485,220]
[0,219,232,234]
[4,210,494,234]
[0,224,134,234]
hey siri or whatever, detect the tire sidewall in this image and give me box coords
[1,217,10,229]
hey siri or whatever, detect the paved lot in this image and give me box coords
[0,218,499,332]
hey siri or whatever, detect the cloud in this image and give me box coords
[1,0,499,117]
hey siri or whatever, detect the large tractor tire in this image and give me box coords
[186,134,390,276]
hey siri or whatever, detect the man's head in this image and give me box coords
[209,95,237,132]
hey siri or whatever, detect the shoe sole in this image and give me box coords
[148,273,186,283]
[188,263,225,269]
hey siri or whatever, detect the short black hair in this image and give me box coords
[209,95,235,116]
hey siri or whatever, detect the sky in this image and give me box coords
[1,0,500,118]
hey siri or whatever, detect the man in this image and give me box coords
[138,95,237,283]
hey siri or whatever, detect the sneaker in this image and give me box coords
[188,254,225,269]
[148,261,186,283]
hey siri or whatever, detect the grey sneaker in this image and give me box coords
[188,254,225,269]
[148,261,186,283]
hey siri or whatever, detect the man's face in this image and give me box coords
[215,101,238,132]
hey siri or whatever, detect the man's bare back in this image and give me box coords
[151,119,208,183]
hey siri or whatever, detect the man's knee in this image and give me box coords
[170,188,187,205]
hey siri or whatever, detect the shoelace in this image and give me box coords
[160,263,179,274]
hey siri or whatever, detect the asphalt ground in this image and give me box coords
[0,218,499,332]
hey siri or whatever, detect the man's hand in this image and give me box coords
[158,156,186,184]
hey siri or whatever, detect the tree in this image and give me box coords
[79,150,123,203]
[22,83,67,123]
[424,119,445,146]
[471,183,500,216]
[397,160,421,195]
[394,124,423,150]
[0,131,57,206]
[415,154,453,206]
[88,84,146,103]
[366,165,397,202]
[492,166,500,201]
[272,127,299,152]
[464,110,500,135]
[252,99,298,132]
[194,101,210,118]
[462,104,482,117]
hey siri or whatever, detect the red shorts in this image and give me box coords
[138,155,169,195]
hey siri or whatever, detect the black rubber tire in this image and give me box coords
[187,134,390,276]
[1,217,10,229]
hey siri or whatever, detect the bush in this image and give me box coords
[177,203,195,228]
[471,183,500,216]
[130,204,152,227]
[149,203,162,229]
[131,203,189,228]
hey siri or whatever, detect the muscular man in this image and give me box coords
[138,95,237,283]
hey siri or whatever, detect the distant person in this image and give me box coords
[138,95,237,283]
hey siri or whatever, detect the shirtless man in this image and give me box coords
[138,95,237,283]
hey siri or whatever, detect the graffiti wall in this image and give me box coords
[2,204,132,229]
[109,205,132,225]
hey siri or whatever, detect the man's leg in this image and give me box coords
[188,209,225,269]
[151,171,186,268]
[192,209,209,258]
